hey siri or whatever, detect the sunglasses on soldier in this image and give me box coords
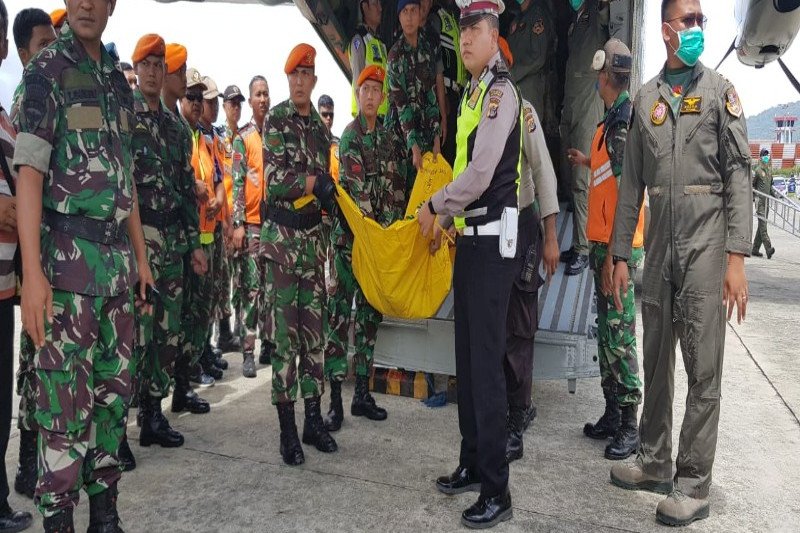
[320,112,334,119]
[185,93,204,103]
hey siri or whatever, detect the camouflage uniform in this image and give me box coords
[752,159,773,254]
[386,34,441,194]
[232,120,267,356]
[13,28,136,517]
[261,100,331,404]
[325,114,405,381]
[132,90,199,400]
[221,125,240,325]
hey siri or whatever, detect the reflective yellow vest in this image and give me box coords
[438,8,467,90]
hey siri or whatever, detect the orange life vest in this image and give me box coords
[587,123,645,248]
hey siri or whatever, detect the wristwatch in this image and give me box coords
[612,255,627,265]
[427,201,436,215]
[233,220,244,229]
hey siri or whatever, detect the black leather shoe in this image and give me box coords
[139,396,184,448]
[242,353,257,378]
[435,466,481,495]
[42,507,72,533]
[0,501,33,533]
[505,407,526,463]
[259,342,274,365]
[118,436,136,472]
[14,429,37,499]
[87,484,123,533]
[584,389,620,440]
[766,246,776,259]
[605,405,639,460]
[351,375,387,421]
[559,247,576,264]
[302,397,338,453]
[565,253,589,276]
[461,489,513,529]
[324,379,344,432]
[276,402,305,466]
[522,404,537,432]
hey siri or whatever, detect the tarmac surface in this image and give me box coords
[5,221,800,532]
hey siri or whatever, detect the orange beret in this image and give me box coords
[50,8,66,28]
[165,43,188,74]
[284,43,316,74]
[357,65,385,88]
[498,37,513,68]
[132,34,165,64]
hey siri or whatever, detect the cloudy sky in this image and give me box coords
[1,0,799,137]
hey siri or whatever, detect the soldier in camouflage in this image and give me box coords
[233,76,272,378]
[751,148,775,259]
[13,1,155,529]
[130,34,208,456]
[387,0,442,195]
[322,65,405,432]
[261,43,338,466]
[8,6,57,501]
[161,45,215,417]
[567,39,642,461]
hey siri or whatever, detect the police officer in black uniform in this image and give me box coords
[418,0,522,528]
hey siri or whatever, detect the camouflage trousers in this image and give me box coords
[35,289,134,517]
[589,243,643,407]
[752,197,772,253]
[179,238,217,367]
[265,259,325,404]
[16,332,37,431]
[134,225,185,400]
[212,226,231,323]
[324,245,382,381]
[235,224,268,354]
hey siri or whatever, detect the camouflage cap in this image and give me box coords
[591,38,632,74]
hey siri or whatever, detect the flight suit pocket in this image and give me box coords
[677,290,723,400]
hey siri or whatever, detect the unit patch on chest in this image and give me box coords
[650,99,668,126]
[533,19,545,35]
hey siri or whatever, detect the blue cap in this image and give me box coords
[397,0,421,15]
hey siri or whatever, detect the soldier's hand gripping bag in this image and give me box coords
[313,172,337,212]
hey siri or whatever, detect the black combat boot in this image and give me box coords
[505,406,526,463]
[118,435,135,472]
[242,352,257,378]
[87,484,123,533]
[276,402,305,466]
[605,404,639,460]
[139,395,184,448]
[171,359,211,414]
[216,318,240,353]
[302,397,338,453]
[351,375,387,420]
[323,379,344,432]
[766,246,776,259]
[583,388,621,439]
[0,500,33,532]
[200,338,224,380]
[14,429,37,499]
[258,341,274,366]
[42,507,73,533]
[188,363,215,388]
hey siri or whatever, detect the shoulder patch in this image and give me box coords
[21,72,52,131]
[522,105,537,133]
[725,87,742,118]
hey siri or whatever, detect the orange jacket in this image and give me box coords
[587,123,644,248]
[237,122,265,225]
[191,130,220,234]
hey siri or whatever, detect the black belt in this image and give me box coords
[139,207,181,227]
[266,206,321,230]
[44,210,128,245]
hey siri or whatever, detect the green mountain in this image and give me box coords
[747,100,800,142]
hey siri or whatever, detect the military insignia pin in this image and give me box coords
[680,96,702,114]
[650,100,667,125]
[533,20,545,35]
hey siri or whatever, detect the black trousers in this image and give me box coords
[0,299,14,503]
[504,210,543,409]
[454,235,521,498]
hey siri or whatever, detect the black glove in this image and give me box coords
[312,173,337,212]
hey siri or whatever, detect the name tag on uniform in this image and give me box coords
[66,105,103,130]
[680,96,702,114]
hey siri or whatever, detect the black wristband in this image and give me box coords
[428,201,436,215]
[612,255,627,265]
